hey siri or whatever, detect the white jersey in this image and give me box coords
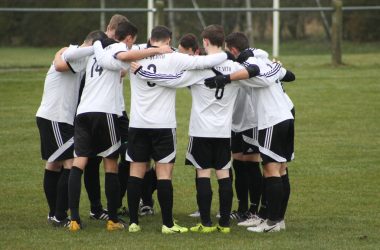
[135,59,246,137]
[129,51,227,128]
[239,57,294,129]
[36,45,89,125]
[231,85,257,132]
[76,42,129,116]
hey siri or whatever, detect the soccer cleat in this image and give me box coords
[190,223,217,233]
[162,223,189,234]
[188,210,201,218]
[216,225,231,233]
[47,214,54,223]
[279,219,286,230]
[139,205,154,216]
[247,220,281,233]
[128,223,141,233]
[69,220,81,232]
[89,209,109,220]
[215,212,221,218]
[237,214,264,227]
[230,210,247,222]
[117,206,130,217]
[51,216,71,228]
[106,220,126,231]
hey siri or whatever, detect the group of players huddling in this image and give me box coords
[36,13,295,234]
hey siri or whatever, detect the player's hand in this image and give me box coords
[55,47,68,57]
[272,58,282,66]
[131,62,142,74]
[157,45,173,54]
[236,49,254,63]
[204,74,231,89]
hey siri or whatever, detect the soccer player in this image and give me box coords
[68,20,172,232]
[205,34,296,232]
[123,25,229,234]
[36,30,107,227]
[131,25,269,233]
[82,14,129,221]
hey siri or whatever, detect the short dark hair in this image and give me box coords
[225,32,249,52]
[85,30,107,43]
[179,33,199,52]
[150,25,172,42]
[115,21,138,41]
[201,25,225,47]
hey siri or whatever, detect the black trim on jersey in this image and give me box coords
[66,61,76,74]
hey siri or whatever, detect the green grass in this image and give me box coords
[0,45,380,249]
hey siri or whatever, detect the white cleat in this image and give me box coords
[237,214,264,227]
[247,220,281,233]
[188,210,201,218]
[278,219,286,230]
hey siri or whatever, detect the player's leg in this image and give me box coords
[153,128,187,234]
[103,156,126,231]
[84,156,108,220]
[140,164,155,216]
[125,127,151,231]
[117,111,130,214]
[43,161,62,221]
[248,120,293,233]
[127,162,147,230]
[231,131,249,221]
[215,169,233,233]
[52,158,72,227]
[37,117,69,222]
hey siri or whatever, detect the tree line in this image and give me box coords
[0,0,379,47]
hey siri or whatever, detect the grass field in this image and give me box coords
[0,43,379,249]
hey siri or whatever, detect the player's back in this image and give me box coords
[246,57,293,129]
[189,60,242,138]
[77,42,128,116]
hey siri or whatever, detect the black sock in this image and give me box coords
[127,176,143,224]
[55,169,70,220]
[196,178,212,226]
[246,161,262,214]
[265,177,284,222]
[157,179,174,228]
[279,172,290,219]
[258,176,267,219]
[68,166,83,222]
[141,168,155,207]
[233,159,248,213]
[105,173,120,222]
[83,157,103,213]
[43,169,61,217]
[218,177,233,227]
[118,160,130,208]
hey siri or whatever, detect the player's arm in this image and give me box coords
[175,52,228,71]
[93,41,129,71]
[53,47,69,72]
[63,46,94,61]
[116,45,173,61]
[131,62,209,88]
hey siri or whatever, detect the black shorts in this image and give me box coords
[74,112,120,159]
[258,119,294,165]
[126,128,176,163]
[231,128,260,154]
[185,136,231,170]
[36,117,74,162]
